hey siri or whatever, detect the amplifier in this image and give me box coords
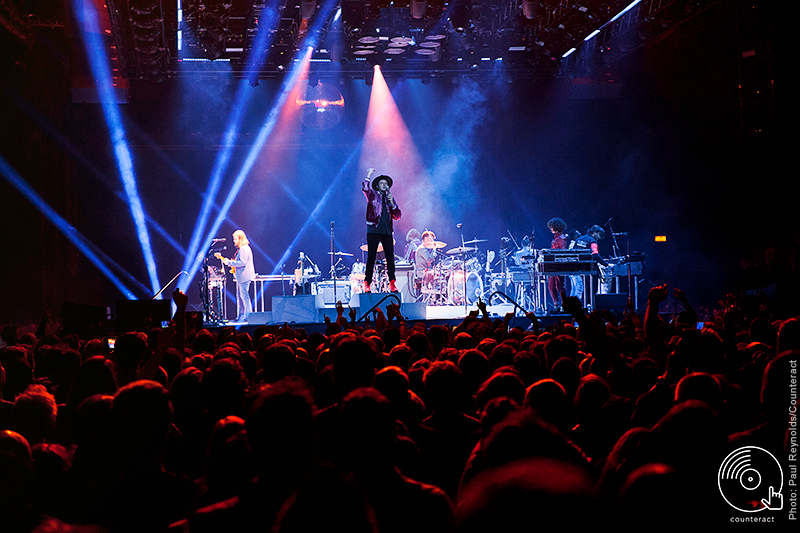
[313,281,352,306]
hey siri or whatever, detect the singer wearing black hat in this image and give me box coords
[362,168,402,293]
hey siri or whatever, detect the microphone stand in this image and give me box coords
[331,221,337,304]
[608,219,620,258]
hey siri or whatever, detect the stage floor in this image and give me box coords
[209,302,560,334]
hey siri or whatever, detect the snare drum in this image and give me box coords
[447,270,484,305]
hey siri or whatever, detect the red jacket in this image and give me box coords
[363,177,402,229]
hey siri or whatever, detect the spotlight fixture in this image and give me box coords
[522,0,537,19]
[410,0,428,19]
[301,0,316,19]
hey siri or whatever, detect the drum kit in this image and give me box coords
[314,236,498,305]
[413,238,488,306]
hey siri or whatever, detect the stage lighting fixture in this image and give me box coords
[301,0,317,19]
[200,24,226,60]
[410,0,428,19]
[297,82,345,130]
[418,40,441,61]
[522,0,537,20]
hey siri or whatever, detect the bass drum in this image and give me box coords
[447,270,483,305]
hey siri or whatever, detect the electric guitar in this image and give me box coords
[214,252,236,274]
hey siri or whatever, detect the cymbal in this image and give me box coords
[463,238,488,245]
[422,240,447,249]
[446,246,477,255]
[328,251,354,256]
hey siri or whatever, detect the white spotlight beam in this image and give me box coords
[73,0,161,296]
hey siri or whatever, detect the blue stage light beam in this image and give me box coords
[0,155,139,299]
[278,182,346,244]
[73,0,161,296]
[183,47,315,287]
[180,1,284,290]
[184,0,341,288]
[269,144,362,285]
[2,81,187,259]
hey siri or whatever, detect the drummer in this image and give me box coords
[415,230,439,279]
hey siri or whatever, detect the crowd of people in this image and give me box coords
[1,285,797,531]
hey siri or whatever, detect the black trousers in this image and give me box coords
[365,232,396,284]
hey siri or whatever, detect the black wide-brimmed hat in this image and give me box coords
[371,175,393,190]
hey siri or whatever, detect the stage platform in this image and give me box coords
[204,298,575,335]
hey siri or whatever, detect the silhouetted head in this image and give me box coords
[547,217,567,234]
[587,225,605,240]
[674,372,722,412]
[422,360,464,412]
[246,378,316,478]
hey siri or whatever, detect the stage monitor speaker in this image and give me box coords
[314,281,353,307]
[272,295,316,324]
[594,293,628,315]
[115,299,172,332]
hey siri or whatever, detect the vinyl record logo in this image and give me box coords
[718,446,783,512]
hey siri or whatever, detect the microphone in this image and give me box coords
[604,218,614,227]
[212,238,226,243]
[457,223,462,228]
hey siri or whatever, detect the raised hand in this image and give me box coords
[375,308,387,330]
[172,288,188,310]
[648,284,669,304]
[673,287,688,303]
